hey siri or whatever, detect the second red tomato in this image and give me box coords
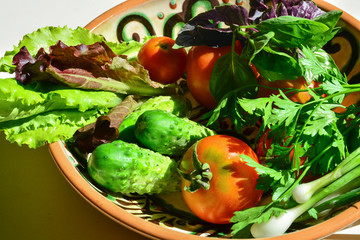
[138,36,187,84]
[186,43,242,109]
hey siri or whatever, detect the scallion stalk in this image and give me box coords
[251,149,360,238]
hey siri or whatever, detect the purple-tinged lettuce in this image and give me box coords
[0,26,147,74]
[73,95,140,154]
[13,41,177,96]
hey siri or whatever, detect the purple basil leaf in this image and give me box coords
[281,0,303,7]
[250,0,325,22]
[185,5,249,26]
[209,5,249,26]
[287,1,325,19]
[176,24,234,47]
[250,0,269,11]
[278,4,289,16]
[176,5,249,47]
[262,7,277,21]
[249,9,265,23]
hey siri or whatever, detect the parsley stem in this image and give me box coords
[342,113,360,136]
[342,84,360,89]
[324,88,360,102]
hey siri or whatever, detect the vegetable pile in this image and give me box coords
[2,0,360,238]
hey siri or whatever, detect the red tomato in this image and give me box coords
[138,36,187,84]
[256,129,273,161]
[256,129,306,165]
[257,76,315,104]
[179,135,263,224]
[256,130,318,182]
[186,42,243,109]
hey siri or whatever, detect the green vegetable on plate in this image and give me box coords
[134,109,216,156]
[245,147,360,238]
[118,95,191,143]
[88,139,181,195]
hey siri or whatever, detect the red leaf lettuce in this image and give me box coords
[13,41,177,96]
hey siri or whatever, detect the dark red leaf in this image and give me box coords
[73,95,140,153]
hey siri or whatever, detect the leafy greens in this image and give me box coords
[72,95,142,154]
[0,26,163,148]
[0,78,123,148]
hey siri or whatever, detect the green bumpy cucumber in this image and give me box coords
[88,140,181,195]
[134,110,216,156]
[118,95,191,143]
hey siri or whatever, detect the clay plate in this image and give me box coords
[49,0,360,239]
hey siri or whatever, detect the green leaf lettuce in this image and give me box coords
[0,78,123,148]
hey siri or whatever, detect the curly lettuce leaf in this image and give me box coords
[0,77,123,148]
[0,78,123,122]
[107,35,155,61]
[0,26,107,73]
[0,108,108,148]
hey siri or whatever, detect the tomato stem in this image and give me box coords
[177,142,213,193]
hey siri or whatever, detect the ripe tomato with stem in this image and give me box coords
[179,135,263,224]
